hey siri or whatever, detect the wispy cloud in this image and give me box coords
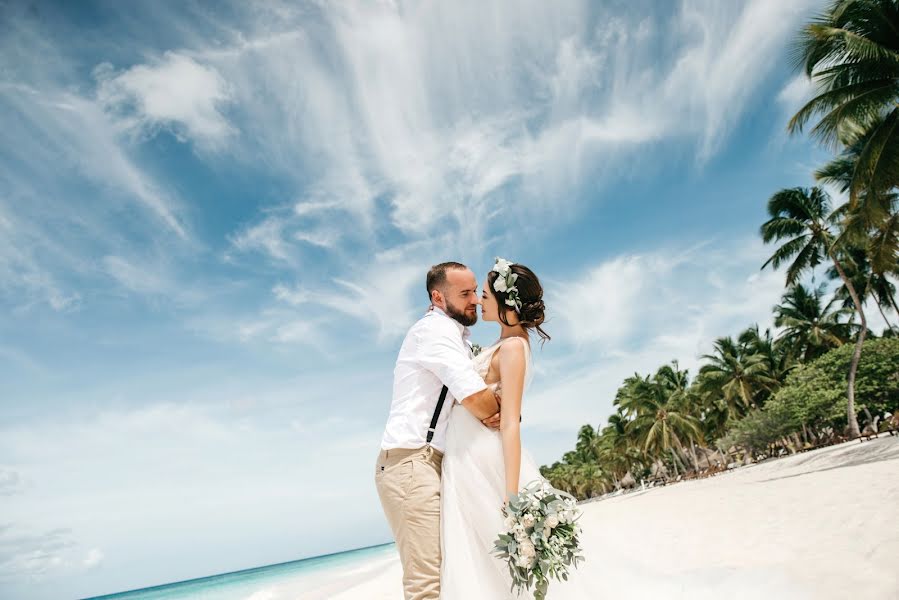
[777,74,815,115]
[271,243,428,341]
[0,526,76,580]
[1,85,188,239]
[0,16,192,317]
[551,252,692,347]
[197,0,817,255]
[229,215,297,264]
[0,202,81,313]
[96,52,235,151]
[102,255,178,299]
[0,523,105,584]
[0,469,26,497]
[529,236,789,430]
[82,548,104,570]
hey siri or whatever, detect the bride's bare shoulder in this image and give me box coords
[495,336,529,364]
[499,336,529,352]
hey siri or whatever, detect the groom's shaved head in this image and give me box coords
[426,261,468,299]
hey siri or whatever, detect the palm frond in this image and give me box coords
[815,154,857,190]
[760,235,809,271]
[787,78,895,138]
[869,212,899,273]
[807,83,898,148]
[808,23,899,65]
[849,106,899,202]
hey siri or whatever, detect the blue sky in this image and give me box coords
[3,0,886,598]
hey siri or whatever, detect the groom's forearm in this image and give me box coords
[461,387,499,420]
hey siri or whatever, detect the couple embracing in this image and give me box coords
[375,259,590,599]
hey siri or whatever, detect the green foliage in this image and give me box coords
[717,406,795,455]
[720,338,899,452]
[793,337,899,417]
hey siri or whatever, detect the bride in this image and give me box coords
[440,258,594,598]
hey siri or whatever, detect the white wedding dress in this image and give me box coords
[440,338,598,599]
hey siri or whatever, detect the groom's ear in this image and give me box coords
[430,288,445,309]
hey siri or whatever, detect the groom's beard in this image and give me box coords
[445,300,477,327]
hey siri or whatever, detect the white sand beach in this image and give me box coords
[303,436,899,599]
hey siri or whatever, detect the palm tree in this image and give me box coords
[625,363,704,474]
[789,0,899,204]
[601,413,633,459]
[597,413,640,486]
[760,186,866,436]
[698,336,778,415]
[826,245,898,328]
[695,391,732,444]
[541,462,577,496]
[817,132,899,322]
[573,424,599,464]
[773,283,853,360]
[612,374,646,419]
[575,463,609,498]
[737,324,796,399]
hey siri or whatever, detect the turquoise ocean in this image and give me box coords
[83,543,397,600]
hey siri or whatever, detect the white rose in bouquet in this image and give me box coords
[519,540,536,558]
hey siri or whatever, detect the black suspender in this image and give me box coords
[426,385,449,444]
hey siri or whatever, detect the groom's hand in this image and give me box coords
[481,411,501,429]
[481,388,503,428]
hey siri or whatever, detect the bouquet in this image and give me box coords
[493,480,585,599]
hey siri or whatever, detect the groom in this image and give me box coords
[375,261,501,600]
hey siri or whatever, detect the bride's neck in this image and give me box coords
[498,322,527,340]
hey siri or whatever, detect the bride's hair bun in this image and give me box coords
[487,263,550,344]
[520,299,546,326]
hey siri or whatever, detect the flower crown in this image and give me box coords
[492,257,522,312]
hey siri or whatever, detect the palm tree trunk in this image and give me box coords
[690,441,700,472]
[678,446,693,473]
[889,290,899,329]
[876,301,894,330]
[829,254,864,438]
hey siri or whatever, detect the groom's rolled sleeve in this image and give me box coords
[416,324,487,402]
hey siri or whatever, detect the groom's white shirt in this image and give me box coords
[380,307,487,454]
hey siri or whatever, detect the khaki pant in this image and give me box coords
[375,446,443,600]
